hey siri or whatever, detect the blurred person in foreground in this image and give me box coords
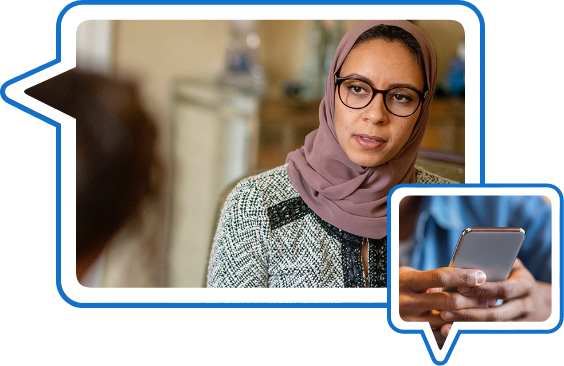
[26,69,165,286]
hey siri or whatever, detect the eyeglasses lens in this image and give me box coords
[338,79,421,117]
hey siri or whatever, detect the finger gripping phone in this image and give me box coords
[445,227,526,290]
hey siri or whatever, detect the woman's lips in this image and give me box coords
[354,134,385,149]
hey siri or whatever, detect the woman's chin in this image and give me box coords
[349,155,387,168]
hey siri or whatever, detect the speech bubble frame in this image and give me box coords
[1,1,561,364]
[2,1,485,307]
[388,184,562,365]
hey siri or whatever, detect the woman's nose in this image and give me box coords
[362,93,389,124]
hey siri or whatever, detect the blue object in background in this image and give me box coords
[445,42,465,97]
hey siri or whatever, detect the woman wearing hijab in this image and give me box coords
[207,20,446,288]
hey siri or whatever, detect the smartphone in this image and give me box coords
[444,227,526,293]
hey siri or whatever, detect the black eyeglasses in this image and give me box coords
[335,76,427,117]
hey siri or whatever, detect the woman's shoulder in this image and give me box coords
[414,166,458,184]
[226,164,455,208]
[228,164,299,208]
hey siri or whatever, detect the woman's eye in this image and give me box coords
[348,85,369,95]
[390,93,412,103]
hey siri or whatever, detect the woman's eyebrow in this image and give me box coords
[341,73,422,91]
[387,83,422,91]
[341,73,372,84]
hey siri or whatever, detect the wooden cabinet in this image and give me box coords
[422,98,465,155]
[257,98,321,168]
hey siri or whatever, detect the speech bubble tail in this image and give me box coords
[420,326,459,364]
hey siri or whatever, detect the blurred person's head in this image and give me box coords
[26,69,163,282]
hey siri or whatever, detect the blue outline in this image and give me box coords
[0,0,480,308]
[387,183,564,364]
[1,0,434,309]
[7,1,562,363]
[1,0,485,309]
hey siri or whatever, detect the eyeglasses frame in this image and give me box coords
[334,76,428,117]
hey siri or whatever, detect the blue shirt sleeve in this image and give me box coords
[409,195,552,283]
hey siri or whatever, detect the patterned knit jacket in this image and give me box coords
[207,164,451,288]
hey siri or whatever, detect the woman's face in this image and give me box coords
[334,39,425,168]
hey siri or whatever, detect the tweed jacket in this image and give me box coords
[207,164,451,288]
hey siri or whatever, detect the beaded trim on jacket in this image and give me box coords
[207,164,452,288]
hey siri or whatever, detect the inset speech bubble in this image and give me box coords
[388,184,562,364]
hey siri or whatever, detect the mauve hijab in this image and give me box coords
[286,20,437,239]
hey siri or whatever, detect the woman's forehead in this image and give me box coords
[339,39,425,90]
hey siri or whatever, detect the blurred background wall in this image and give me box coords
[76,19,465,288]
